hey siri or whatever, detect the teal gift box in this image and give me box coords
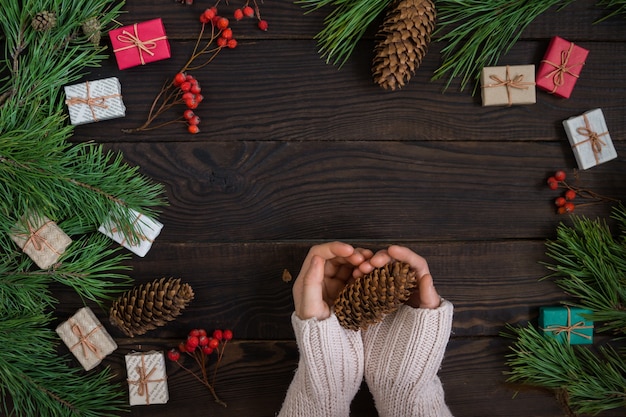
[539,306,594,345]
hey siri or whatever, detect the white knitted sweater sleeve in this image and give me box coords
[277,313,364,417]
[363,300,454,417]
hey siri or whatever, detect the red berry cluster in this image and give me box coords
[547,170,577,214]
[167,328,233,406]
[173,72,204,134]
[199,8,239,49]
[233,0,268,31]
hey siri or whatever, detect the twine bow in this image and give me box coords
[542,306,593,344]
[21,219,61,255]
[483,65,535,106]
[65,81,120,122]
[110,213,153,247]
[113,23,167,66]
[128,354,165,405]
[541,42,583,94]
[573,114,609,165]
[69,320,103,360]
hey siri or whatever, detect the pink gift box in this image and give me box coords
[109,19,171,70]
[536,36,588,98]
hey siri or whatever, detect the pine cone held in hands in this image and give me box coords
[372,0,436,90]
[334,261,418,331]
[109,277,194,337]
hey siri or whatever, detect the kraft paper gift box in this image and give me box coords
[563,108,617,170]
[109,18,171,70]
[125,351,169,406]
[537,36,588,98]
[64,77,125,125]
[10,214,71,269]
[98,208,163,257]
[481,65,536,107]
[539,306,593,345]
[56,307,118,371]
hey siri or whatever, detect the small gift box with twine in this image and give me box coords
[480,65,536,107]
[64,77,125,125]
[539,305,594,345]
[125,351,169,406]
[537,36,588,99]
[10,214,71,270]
[563,108,617,170]
[98,208,163,257]
[109,18,171,70]
[55,307,118,371]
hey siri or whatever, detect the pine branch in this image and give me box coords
[432,0,575,93]
[503,324,626,415]
[596,0,626,22]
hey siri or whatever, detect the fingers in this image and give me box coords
[295,254,330,320]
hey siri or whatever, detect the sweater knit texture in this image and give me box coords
[363,300,454,417]
[277,313,364,417]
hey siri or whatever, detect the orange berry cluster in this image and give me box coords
[200,8,239,49]
[547,170,577,214]
[233,1,268,31]
[173,72,204,134]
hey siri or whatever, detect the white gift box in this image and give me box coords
[125,351,169,406]
[64,77,126,125]
[98,209,162,257]
[56,307,118,371]
[563,108,617,170]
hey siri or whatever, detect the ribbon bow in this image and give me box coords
[573,114,609,165]
[69,321,103,360]
[541,42,583,94]
[65,81,120,122]
[128,354,166,405]
[21,219,61,255]
[113,23,167,66]
[542,306,593,344]
[483,65,535,106]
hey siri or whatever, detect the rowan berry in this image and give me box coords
[243,5,254,17]
[547,177,559,190]
[189,329,201,337]
[565,189,576,200]
[217,17,229,30]
[227,38,238,49]
[182,92,194,101]
[167,349,181,361]
[190,84,202,94]
[198,334,209,346]
[221,28,233,40]
[198,329,207,337]
[174,72,186,86]
[188,124,200,134]
[217,37,228,48]
[180,81,192,92]
[188,115,201,126]
[202,346,214,355]
[234,8,244,20]
[195,94,204,103]
[554,197,566,207]
[223,329,233,341]
[183,109,195,120]
[203,8,216,21]
[178,342,188,352]
[208,337,219,350]
[213,329,223,340]
[564,202,575,213]
[258,19,268,31]
[554,170,566,182]
[187,335,199,347]
[200,13,210,24]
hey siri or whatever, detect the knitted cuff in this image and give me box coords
[277,313,364,417]
[363,300,454,417]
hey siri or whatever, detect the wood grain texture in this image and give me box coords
[29,0,626,416]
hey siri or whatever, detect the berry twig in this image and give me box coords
[167,328,233,407]
[546,170,619,214]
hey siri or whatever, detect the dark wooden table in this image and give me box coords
[55,0,626,416]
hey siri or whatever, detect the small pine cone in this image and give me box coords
[334,261,418,330]
[32,11,57,32]
[81,17,102,45]
[372,0,436,90]
[109,277,194,337]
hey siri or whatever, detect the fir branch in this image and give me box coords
[596,0,626,22]
[297,0,391,67]
[503,324,626,415]
[432,0,575,93]
[542,208,626,334]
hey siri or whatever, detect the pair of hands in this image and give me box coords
[292,242,442,321]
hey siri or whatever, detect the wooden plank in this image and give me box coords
[74,40,626,143]
[76,337,625,417]
[87,140,626,242]
[53,240,573,339]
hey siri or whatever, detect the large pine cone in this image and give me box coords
[334,261,418,330]
[372,0,436,90]
[109,277,194,337]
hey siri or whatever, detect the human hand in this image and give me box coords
[293,241,373,320]
[354,245,441,309]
